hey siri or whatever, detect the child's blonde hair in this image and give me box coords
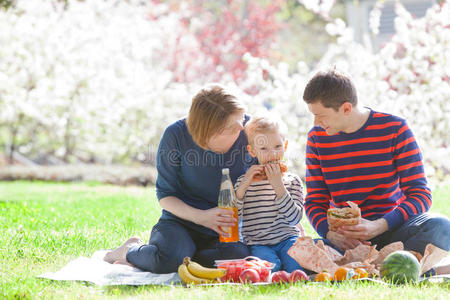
[244,113,287,145]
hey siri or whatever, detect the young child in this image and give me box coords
[234,114,305,272]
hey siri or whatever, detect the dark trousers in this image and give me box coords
[369,213,450,254]
[126,218,250,273]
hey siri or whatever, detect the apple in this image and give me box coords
[271,270,290,283]
[290,269,309,282]
[239,268,260,283]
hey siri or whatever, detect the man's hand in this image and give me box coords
[326,231,370,251]
[196,207,237,237]
[265,163,287,199]
[337,217,388,241]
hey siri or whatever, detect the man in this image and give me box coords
[302,70,449,273]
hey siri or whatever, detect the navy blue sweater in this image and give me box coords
[156,116,256,236]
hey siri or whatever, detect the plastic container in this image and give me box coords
[215,256,275,282]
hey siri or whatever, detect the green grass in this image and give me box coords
[0,181,449,299]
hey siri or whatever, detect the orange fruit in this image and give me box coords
[334,267,349,281]
[334,267,358,281]
[353,268,369,279]
[315,272,333,282]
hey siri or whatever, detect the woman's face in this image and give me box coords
[206,111,245,154]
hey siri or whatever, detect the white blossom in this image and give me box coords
[1,0,449,184]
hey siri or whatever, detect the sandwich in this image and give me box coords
[253,160,288,181]
[327,201,361,231]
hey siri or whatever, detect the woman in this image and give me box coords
[104,85,254,273]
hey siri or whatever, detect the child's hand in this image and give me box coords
[236,165,265,200]
[265,163,283,187]
[265,163,287,199]
[241,165,264,187]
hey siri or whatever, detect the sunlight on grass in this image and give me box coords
[0,181,449,299]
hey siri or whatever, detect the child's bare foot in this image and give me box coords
[103,237,143,264]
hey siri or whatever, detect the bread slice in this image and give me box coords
[327,201,361,231]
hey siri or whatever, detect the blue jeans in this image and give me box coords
[369,213,450,254]
[126,218,250,273]
[250,236,303,273]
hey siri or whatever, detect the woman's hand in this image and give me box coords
[197,207,237,237]
[160,196,238,236]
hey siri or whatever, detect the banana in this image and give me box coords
[178,262,212,285]
[184,257,227,279]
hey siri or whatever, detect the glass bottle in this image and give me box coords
[218,168,239,242]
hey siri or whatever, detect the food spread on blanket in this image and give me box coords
[287,236,448,283]
[327,201,361,231]
[178,256,310,285]
[179,239,447,285]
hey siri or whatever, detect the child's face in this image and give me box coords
[247,131,287,164]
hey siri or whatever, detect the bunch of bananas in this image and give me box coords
[178,257,227,285]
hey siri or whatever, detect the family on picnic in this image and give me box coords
[104,70,450,276]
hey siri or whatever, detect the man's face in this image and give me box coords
[307,101,346,135]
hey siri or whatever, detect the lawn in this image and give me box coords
[0,181,449,299]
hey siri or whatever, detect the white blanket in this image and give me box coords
[38,250,182,286]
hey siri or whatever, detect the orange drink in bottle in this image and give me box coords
[219,207,239,242]
[218,168,239,243]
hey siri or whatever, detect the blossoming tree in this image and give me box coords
[0,0,449,184]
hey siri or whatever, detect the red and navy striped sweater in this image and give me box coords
[305,109,431,238]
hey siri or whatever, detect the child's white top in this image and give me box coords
[234,172,305,245]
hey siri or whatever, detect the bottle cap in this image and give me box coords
[222,168,230,175]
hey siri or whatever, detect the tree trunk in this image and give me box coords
[8,127,17,164]
[8,113,24,164]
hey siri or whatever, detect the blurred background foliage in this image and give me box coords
[0,0,449,186]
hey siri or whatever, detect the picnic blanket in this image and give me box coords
[39,250,449,286]
[38,250,182,286]
[288,238,449,277]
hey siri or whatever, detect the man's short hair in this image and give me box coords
[303,70,358,111]
[187,85,245,149]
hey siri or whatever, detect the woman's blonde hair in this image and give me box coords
[187,85,245,149]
